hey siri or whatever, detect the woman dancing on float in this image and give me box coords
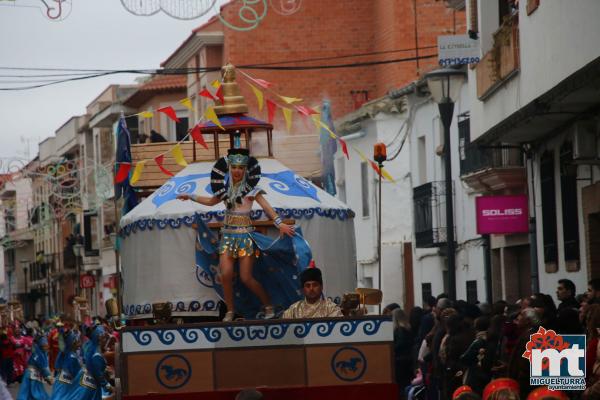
[177,147,296,321]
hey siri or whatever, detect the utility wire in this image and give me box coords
[0,53,437,91]
[0,44,437,73]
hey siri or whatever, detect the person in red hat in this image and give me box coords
[453,385,481,399]
[482,378,520,400]
[282,265,342,319]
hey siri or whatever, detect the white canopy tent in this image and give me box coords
[119,158,357,319]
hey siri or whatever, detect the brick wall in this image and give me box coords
[207,0,465,121]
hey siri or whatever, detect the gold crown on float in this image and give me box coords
[213,63,249,116]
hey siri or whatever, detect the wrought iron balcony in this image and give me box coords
[413,181,452,248]
[460,144,526,193]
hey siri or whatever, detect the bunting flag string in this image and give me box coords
[112,68,397,185]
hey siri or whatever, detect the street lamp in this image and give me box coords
[20,260,29,317]
[73,243,84,296]
[373,143,387,314]
[43,253,53,317]
[109,232,123,320]
[425,68,465,301]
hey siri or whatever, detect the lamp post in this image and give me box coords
[109,232,122,319]
[43,253,53,317]
[373,143,387,314]
[425,68,465,301]
[20,260,29,317]
[73,243,84,296]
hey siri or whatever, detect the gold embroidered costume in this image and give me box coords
[282,298,342,319]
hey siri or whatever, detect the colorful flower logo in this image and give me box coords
[522,327,570,371]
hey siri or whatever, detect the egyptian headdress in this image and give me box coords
[210,136,261,208]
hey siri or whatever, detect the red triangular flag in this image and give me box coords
[157,106,180,123]
[114,163,131,183]
[215,85,224,104]
[369,160,381,176]
[295,105,319,116]
[190,124,208,150]
[339,138,349,160]
[154,154,174,177]
[250,77,273,89]
[198,89,216,102]
[266,99,277,124]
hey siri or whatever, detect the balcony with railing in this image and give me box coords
[476,13,520,100]
[460,145,526,193]
[413,181,452,248]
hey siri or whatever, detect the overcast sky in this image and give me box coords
[0,0,225,162]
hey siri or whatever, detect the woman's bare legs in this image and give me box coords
[238,256,271,306]
[219,253,235,314]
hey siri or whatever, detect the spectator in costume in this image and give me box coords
[282,267,342,319]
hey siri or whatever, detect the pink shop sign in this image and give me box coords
[476,195,529,234]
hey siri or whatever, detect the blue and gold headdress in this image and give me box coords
[227,148,250,166]
[211,148,261,208]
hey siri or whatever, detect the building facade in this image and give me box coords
[466,0,600,300]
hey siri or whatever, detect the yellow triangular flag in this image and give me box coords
[139,111,154,118]
[211,80,221,89]
[318,120,337,139]
[179,98,193,111]
[204,106,225,130]
[356,149,368,161]
[279,95,302,104]
[130,161,146,185]
[311,114,321,132]
[282,107,293,132]
[248,83,264,111]
[381,167,396,183]
[171,144,188,167]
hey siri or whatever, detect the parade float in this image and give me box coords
[115,65,397,399]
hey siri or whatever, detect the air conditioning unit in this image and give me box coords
[444,0,466,10]
[572,120,599,161]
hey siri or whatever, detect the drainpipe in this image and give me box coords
[525,146,540,294]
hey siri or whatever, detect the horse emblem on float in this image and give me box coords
[155,354,192,389]
[331,347,367,382]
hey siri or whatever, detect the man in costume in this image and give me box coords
[178,147,299,321]
[282,267,342,319]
